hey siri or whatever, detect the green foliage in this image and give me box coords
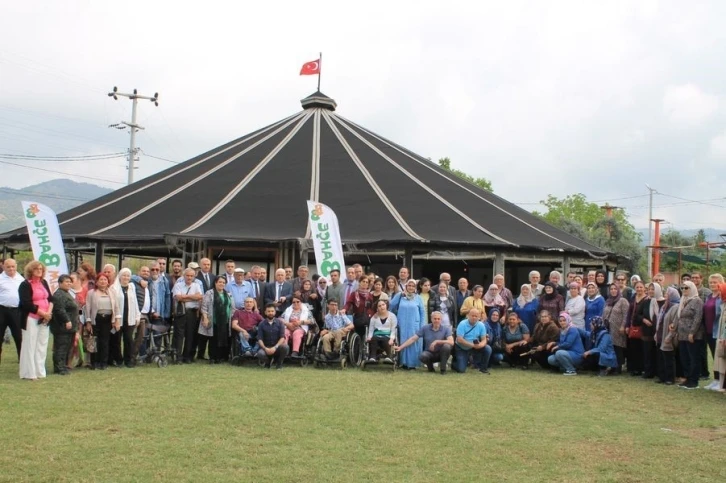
[437,157,493,192]
[658,228,718,273]
[533,193,643,272]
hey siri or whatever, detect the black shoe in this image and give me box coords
[440,370,446,375]
[479,368,490,374]
[427,365,435,373]
[291,351,299,358]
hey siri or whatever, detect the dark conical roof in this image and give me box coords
[0,92,606,256]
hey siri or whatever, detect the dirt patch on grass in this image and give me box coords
[679,426,726,442]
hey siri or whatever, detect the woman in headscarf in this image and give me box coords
[483,284,506,318]
[384,275,399,300]
[584,282,605,328]
[513,284,539,333]
[417,277,432,325]
[538,282,564,323]
[484,308,504,367]
[603,283,629,374]
[582,316,618,376]
[547,312,584,375]
[502,312,530,368]
[655,286,680,385]
[528,310,560,369]
[390,279,425,369]
[676,280,705,389]
[316,277,328,326]
[565,282,586,329]
[429,281,455,328]
[595,270,609,299]
[625,280,648,376]
[460,285,485,317]
[111,268,140,368]
[702,274,724,391]
[200,275,233,364]
[343,276,375,339]
[642,282,665,379]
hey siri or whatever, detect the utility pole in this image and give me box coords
[645,184,656,278]
[108,87,159,185]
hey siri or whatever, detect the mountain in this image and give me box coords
[0,179,113,233]
[636,227,726,245]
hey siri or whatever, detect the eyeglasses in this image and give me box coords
[150,269,159,272]
[681,287,689,290]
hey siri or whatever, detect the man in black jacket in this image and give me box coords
[51,275,79,375]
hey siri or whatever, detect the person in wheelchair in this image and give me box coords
[231,297,262,357]
[396,311,454,374]
[320,300,353,359]
[281,295,315,358]
[366,299,398,364]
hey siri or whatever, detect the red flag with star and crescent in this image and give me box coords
[300,59,320,75]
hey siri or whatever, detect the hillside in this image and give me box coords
[0,179,113,233]
[635,227,726,245]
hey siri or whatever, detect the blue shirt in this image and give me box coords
[416,324,452,350]
[325,312,352,331]
[456,320,487,350]
[226,281,252,309]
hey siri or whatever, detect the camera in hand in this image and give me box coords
[472,338,480,345]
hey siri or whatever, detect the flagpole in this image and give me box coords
[317,52,322,91]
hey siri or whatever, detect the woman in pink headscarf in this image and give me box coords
[483,284,506,318]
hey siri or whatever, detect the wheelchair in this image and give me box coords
[141,322,175,368]
[313,329,361,369]
[360,328,399,371]
[229,330,258,366]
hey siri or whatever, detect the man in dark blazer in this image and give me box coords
[264,268,293,315]
[246,265,266,311]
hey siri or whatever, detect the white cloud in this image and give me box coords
[663,84,719,126]
[709,130,726,159]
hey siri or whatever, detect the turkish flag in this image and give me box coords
[300,59,320,75]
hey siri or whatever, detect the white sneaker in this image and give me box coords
[704,380,719,391]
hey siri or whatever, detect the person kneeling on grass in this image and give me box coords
[321,300,353,359]
[256,304,289,370]
[396,311,453,374]
[454,309,492,374]
[366,300,398,364]
[231,297,262,357]
[51,275,79,376]
[582,316,618,376]
[547,312,584,376]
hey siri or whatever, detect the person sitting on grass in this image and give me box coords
[525,310,561,369]
[396,311,454,374]
[582,316,618,376]
[547,312,584,376]
[484,308,504,368]
[502,312,530,369]
[320,300,353,359]
[454,308,492,374]
[256,304,289,370]
[50,275,79,376]
[231,297,262,357]
[366,299,398,364]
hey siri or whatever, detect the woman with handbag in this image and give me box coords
[625,280,649,376]
[603,283,630,374]
[676,281,705,389]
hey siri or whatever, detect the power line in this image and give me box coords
[656,191,726,209]
[139,150,180,164]
[0,152,126,161]
[0,160,124,185]
[0,188,93,202]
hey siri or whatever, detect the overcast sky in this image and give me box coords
[2,0,726,235]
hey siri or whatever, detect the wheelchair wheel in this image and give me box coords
[230,355,242,366]
[340,358,347,369]
[347,332,362,367]
[158,357,168,368]
[300,355,308,367]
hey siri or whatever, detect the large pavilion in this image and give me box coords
[0,91,614,287]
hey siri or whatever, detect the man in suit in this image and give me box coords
[291,265,309,295]
[194,257,215,360]
[246,265,266,311]
[264,268,293,316]
[222,260,236,285]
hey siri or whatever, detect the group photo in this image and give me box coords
[2,1,726,481]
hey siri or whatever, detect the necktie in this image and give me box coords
[205,273,209,287]
[255,281,259,298]
[277,283,282,300]
[250,280,256,298]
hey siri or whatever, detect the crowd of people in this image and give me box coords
[0,257,724,391]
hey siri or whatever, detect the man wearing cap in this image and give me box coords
[227,268,251,310]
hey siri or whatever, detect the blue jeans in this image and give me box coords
[454,345,492,372]
[548,350,576,372]
[237,332,259,353]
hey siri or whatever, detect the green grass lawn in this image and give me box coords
[0,345,724,483]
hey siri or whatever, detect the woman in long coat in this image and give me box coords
[200,276,233,364]
[603,283,629,374]
[390,279,425,369]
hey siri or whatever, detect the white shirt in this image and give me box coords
[173,282,203,309]
[141,286,151,314]
[0,271,24,307]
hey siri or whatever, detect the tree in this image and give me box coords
[437,157,493,192]
[533,193,644,273]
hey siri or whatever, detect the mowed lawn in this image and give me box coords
[1,347,725,483]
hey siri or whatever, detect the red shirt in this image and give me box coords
[232,309,262,331]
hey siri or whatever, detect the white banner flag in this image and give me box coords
[306,200,345,278]
[22,201,69,292]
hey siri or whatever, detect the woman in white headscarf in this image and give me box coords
[513,284,539,333]
[675,281,705,389]
[111,268,140,368]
